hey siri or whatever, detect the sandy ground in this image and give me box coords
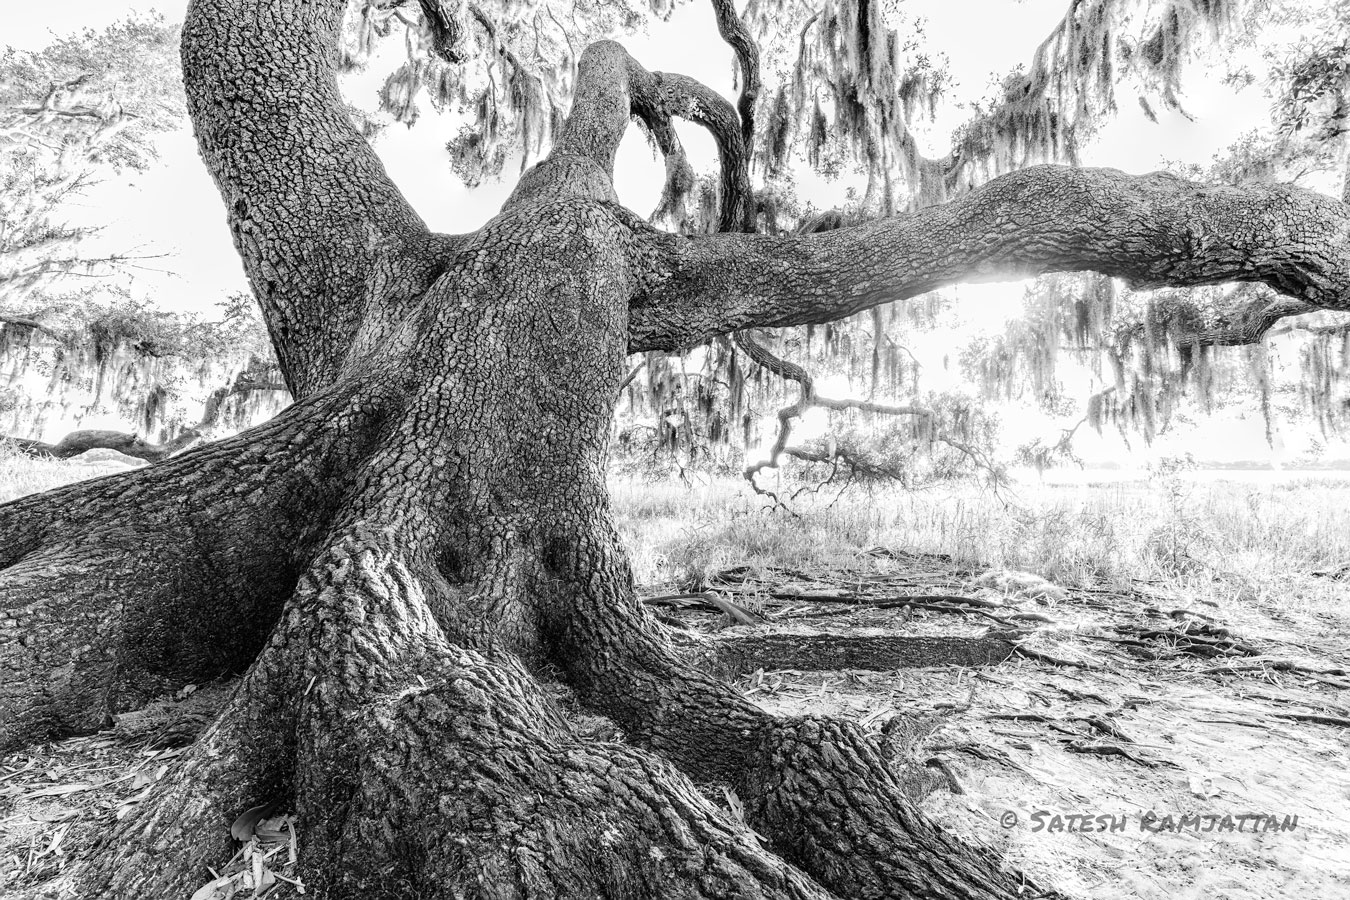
[701,551,1350,899]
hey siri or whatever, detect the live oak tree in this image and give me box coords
[4,1,1350,898]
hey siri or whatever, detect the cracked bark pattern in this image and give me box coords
[629,166,1350,352]
[0,383,396,751]
[181,0,462,397]
[4,1,1345,897]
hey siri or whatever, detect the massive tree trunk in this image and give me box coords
[3,1,1348,898]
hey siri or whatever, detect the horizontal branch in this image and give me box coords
[1132,286,1321,348]
[4,429,201,462]
[627,166,1350,352]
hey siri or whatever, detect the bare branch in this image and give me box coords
[628,166,1350,353]
[618,355,652,393]
[732,331,939,502]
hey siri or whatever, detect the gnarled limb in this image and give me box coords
[710,0,760,231]
[5,428,201,462]
[181,0,463,397]
[629,166,1350,352]
[731,330,974,498]
[508,41,750,233]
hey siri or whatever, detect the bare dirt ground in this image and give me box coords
[2,547,1348,898]
[664,550,1350,900]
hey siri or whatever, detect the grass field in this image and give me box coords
[611,470,1350,619]
[0,443,145,505]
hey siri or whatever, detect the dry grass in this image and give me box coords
[0,442,140,504]
[610,472,1350,623]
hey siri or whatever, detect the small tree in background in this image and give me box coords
[0,16,183,308]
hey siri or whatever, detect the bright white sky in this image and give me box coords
[7,0,1271,320]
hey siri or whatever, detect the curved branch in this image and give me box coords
[628,166,1350,352]
[710,0,760,230]
[4,429,201,462]
[1155,289,1321,347]
[181,0,462,398]
[732,331,936,498]
[521,41,750,232]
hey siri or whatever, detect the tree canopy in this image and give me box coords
[326,0,1350,484]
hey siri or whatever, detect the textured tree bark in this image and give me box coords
[628,166,1350,352]
[0,383,396,751]
[5,2,1348,898]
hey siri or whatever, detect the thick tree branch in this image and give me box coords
[628,166,1350,352]
[515,41,750,232]
[710,0,759,230]
[181,0,462,398]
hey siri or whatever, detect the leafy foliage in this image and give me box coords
[0,15,185,169]
[0,15,186,306]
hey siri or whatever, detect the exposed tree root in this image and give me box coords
[545,528,1058,899]
[4,429,201,462]
[4,437,1061,899]
[683,627,1016,677]
[62,527,843,899]
[0,383,398,751]
[741,718,1054,900]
